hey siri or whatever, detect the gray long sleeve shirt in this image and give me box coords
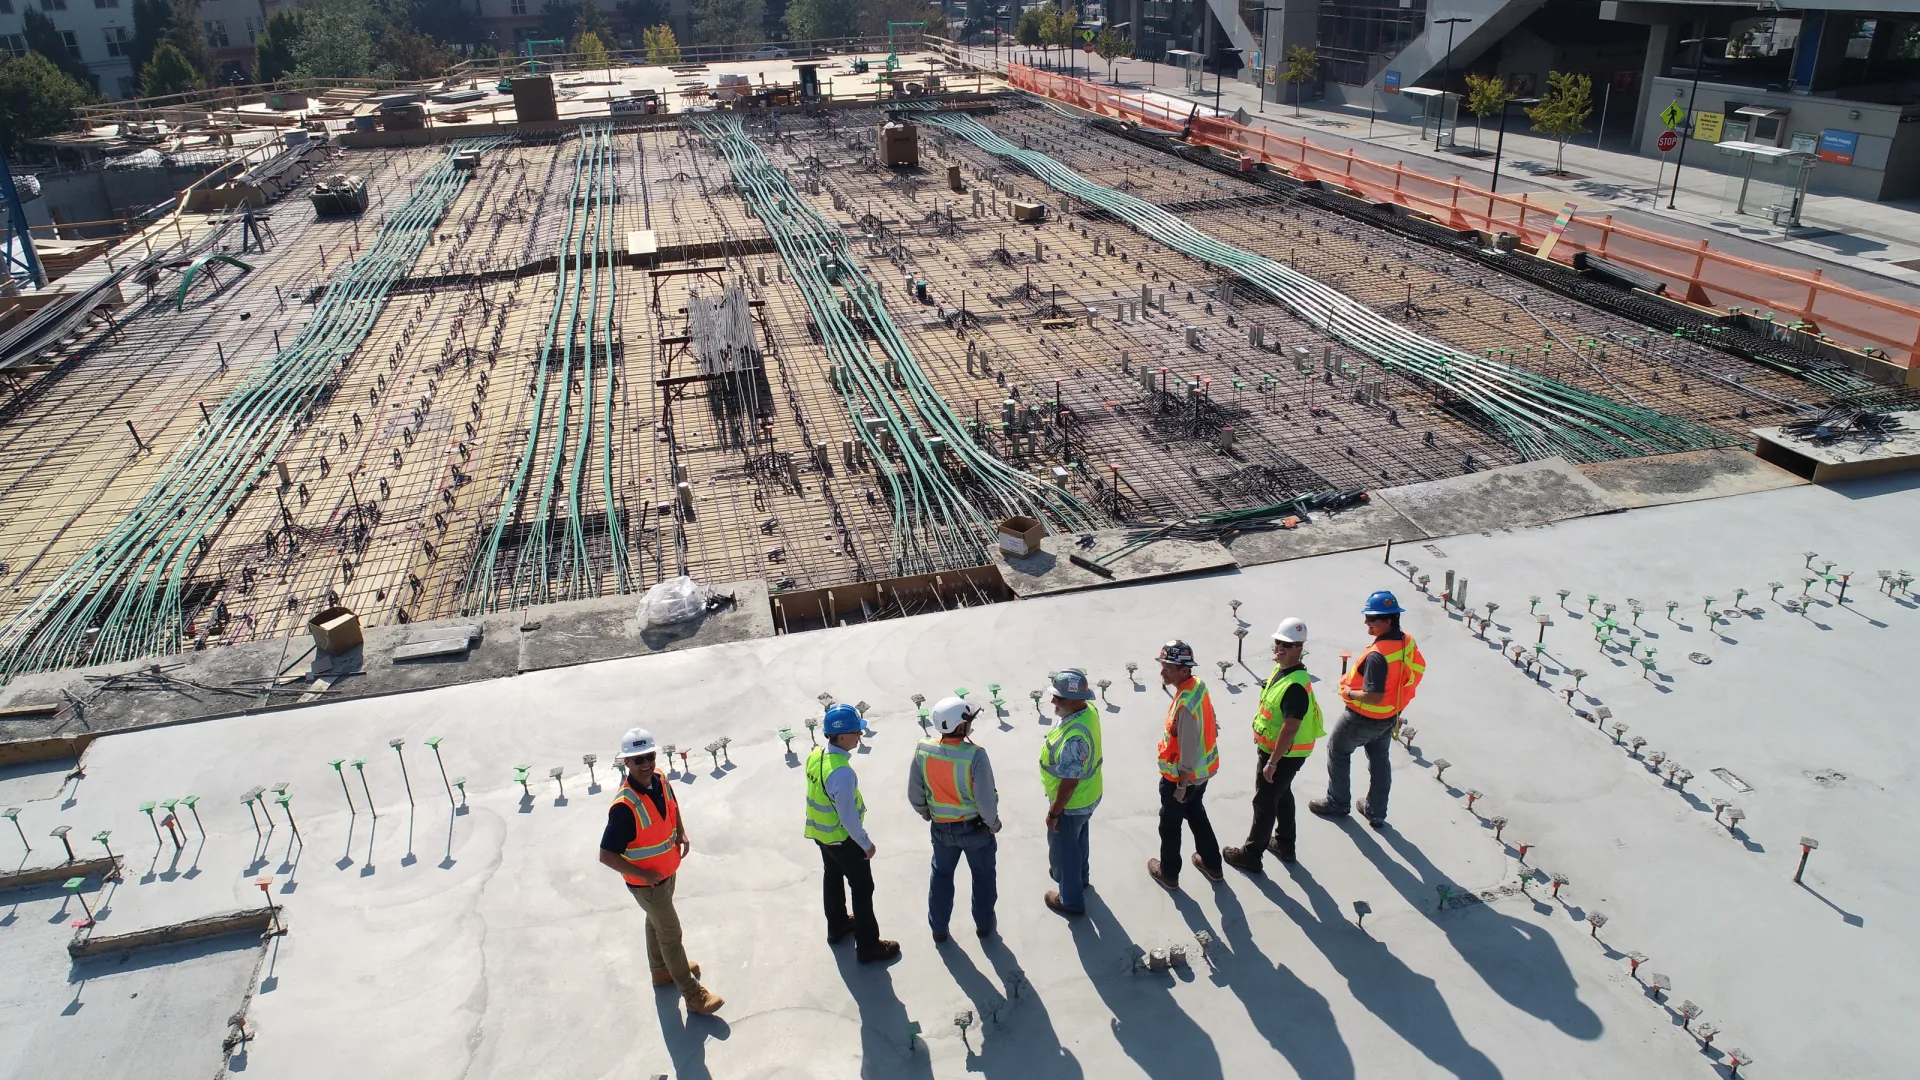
[1171,678,1205,784]
[906,739,1001,830]
[823,745,872,850]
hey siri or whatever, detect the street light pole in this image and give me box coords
[1256,5,1283,112]
[1489,95,1540,193]
[1667,33,1728,210]
[1433,15,1471,149]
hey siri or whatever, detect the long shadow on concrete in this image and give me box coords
[834,948,935,1080]
[1069,893,1223,1080]
[1207,879,1356,1080]
[938,937,1084,1078]
[1351,823,1603,1041]
[651,991,730,1080]
[1264,864,1503,1080]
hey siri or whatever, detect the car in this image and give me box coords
[747,45,790,59]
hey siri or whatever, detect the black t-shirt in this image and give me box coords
[599,775,670,853]
[1358,629,1406,694]
[1270,663,1310,721]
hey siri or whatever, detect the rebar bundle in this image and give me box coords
[690,114,1102,576]
[0,138,508,680]
[921,111,1725,465]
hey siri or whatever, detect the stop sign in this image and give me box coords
[1657,129,1679,153]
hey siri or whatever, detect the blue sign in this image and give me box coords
[1383,70,1401,93]
[1817,129,1859,165]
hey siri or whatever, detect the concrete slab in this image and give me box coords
[1373,458,1620,538]
[997,528,1238,598]
[517,578,775,673]
[0,478,1911,1079]
[1577,448,1807,509]
[1223,499,1428,567]
[1753,409,1920,482]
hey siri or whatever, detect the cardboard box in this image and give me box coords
[878,122,919,167]
[996,516,1046,559]
[308,606,364,654]
[1010,200,1044,223]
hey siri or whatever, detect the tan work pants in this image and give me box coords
[628,874,698,995]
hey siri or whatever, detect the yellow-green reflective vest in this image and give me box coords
[1039,704,1103,810]
[914,738,980,822]
[1253,665,1326,757]
[804,747,865,843]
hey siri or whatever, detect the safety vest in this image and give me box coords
[1039,704,1103,810]
[914,737,980,822]
[612,778,682,886]
[1157,678,1219,782]
[1253,665,1326,757]
[803,747,865,843]
[1341,634,1427,720]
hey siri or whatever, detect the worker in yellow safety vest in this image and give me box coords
[1312,590,1427,829]
[597,727,724,1015]
[1040,668,1102,916]
[908,696,1001,941]
[1148,639,1223,889]
[1224,618,1325,872]
[806,703,900,964]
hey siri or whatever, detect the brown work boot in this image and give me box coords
[683,985,724,1015]
[857,939,902,964]
[1044,890,1082,916]
[1222,845,1263,874]
[1147,858,1179,890]
[1191,852,1224,883]
[652,962,701,987]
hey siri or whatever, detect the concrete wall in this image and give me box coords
[22,164,218,235]
[1636,75,1920,200]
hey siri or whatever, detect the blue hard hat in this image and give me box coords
[822,703,866,736]
[1363,590,1404,616]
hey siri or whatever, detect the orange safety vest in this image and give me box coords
[1156,677,1219,782]
[914,737,980,822]
[612,778,682,886]
[1341,634,1426,720]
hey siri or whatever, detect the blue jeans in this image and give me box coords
[1047,812,1092,912]
[1324,710,1396,820]
[928,819,997,934]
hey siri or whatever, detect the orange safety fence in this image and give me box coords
[1005,64,1920,368]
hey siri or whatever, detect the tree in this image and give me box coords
[1282,44,1317,116]
[141,41,204,96]
[393,0,476,46]
[691,0,764,49]
[1093,25,1128,82]
[160,0,215,84]
[784,0,858,43]
[130,0,174,82]
[1525,69,1592,175]
[294,0,377,80]
[1042,3,1076,72]
[253,10,304,82]
[1462,71,1511,150]
[613,0,667,46]
[23,10,90,87]
[642,23,681,63]
[1014,6,1043,49]
[575,29,610,69]
[0,52,93,152]
[537,2,582,43]
[573,0,609,45]
[381,25,450,79]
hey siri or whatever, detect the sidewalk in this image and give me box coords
[961,47,1920,305]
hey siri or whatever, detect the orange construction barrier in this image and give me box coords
[1005,64,1920,371]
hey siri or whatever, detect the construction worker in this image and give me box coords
[1039,668,1102,916]
[805,703,900,964]
[597,727,724,1016]
[908,696,1001,941]
[1224,618,1324,872]
[1149,640,1223,889]
[1312,590,1427,829]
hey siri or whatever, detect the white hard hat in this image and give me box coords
[930,695,980,735]
[617,727,658,760]
[1272,618,1309,644]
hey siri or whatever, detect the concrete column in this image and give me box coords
[1630,20,1676,149]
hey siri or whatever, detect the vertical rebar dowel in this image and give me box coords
[427,737,454,803]
[1794,837,1818,883]
[390,739,415,805]
[351,758,375,818]
[329,759,355,814]
[2,808,25,851]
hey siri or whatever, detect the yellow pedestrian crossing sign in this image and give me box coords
[1661,101,1685,129]
[1082,28,1096,41]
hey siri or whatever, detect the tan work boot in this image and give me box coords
[684,984,725,1015]
[652,962,701,987]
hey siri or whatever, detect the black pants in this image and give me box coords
[1158,778,1221,881]
[1247,750,1306,860]
[817,839,880,952]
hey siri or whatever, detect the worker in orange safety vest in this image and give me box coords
[597,727,723,1015]
[907,696,1001,942]
[1148,639,1224,889]
[1311,590,1427,829]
